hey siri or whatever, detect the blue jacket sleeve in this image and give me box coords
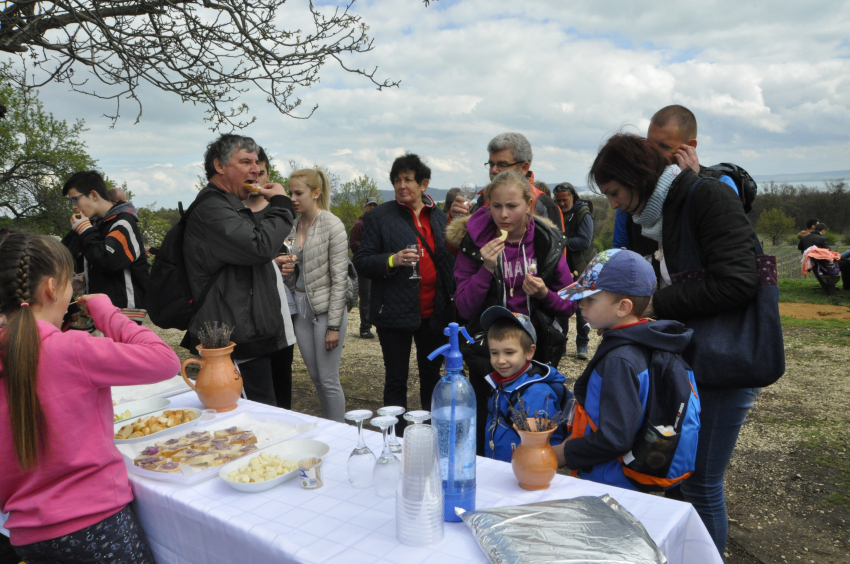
[562,355,645,469]
[612,211,630,250]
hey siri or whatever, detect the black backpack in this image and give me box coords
[701,163,757,214]
[147,191,224,330]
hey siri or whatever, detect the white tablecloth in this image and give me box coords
[126,391,722,564]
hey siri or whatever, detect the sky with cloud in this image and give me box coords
[14,0,850,209]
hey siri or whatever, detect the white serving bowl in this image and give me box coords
[113,398,172,423]
[218,439,330,493]
[113,407,202,444]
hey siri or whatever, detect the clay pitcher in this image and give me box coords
[181,342,242,412]
[511,418,559,491]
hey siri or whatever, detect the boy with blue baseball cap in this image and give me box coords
[555,249,701,492]
[479,306,570,462]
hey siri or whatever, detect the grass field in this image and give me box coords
[779,278,848,306]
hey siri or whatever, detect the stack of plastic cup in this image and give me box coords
[396,411,444,547]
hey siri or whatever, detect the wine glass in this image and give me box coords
[378,406,405,454]
[344,410,376,488]
[371,415,401,498]
[407,244,421,280]
[282,236,296,255]
[459,181,477,207]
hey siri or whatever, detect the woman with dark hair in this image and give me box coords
[353,154,455,424]
[552,182,596,359]
[588,132,760,556]
[447,170,577,454]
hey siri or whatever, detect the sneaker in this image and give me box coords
[359,330,375,339]
[576,346,589,360]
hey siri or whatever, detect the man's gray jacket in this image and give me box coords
[181,184,295,359]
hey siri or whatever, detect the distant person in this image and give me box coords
[107,187,129,204]
[534,180,551,197]
[448,132,564,232]
[799,224,850,290]
[552,182,595,359]
[62,171,149,324]
[481,306,568,462]
[0,232,180,564]
[354,153,455,428]
[443,187,461,212]
[796,218,819,239]
[349,196,379,339]
[182,134,294,406]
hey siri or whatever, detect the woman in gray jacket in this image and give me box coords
[282,168,349,421]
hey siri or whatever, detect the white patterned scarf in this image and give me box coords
[632,165,680,242]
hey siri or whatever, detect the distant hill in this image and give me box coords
[751,170,849,183]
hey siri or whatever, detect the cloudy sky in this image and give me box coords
[18,0,850,209]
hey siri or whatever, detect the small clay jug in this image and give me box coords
[181,342,242,412]
[511,418,559,491]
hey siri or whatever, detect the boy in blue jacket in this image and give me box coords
[481,306,568,462]
[555,249,699,492]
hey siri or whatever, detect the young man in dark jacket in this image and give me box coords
[181,134,295,406]
[349,196,379,338]
[63,171,149,323]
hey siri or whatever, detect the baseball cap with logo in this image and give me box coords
[479,306,537,344]
[558,248,656,302]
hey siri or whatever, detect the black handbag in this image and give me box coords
[670,179,785,389]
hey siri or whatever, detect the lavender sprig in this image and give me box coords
[197,321,234,349]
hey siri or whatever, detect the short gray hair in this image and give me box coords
[487,132,533,164]
[204,134,260,180]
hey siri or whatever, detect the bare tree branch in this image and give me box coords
[0,0,437,129]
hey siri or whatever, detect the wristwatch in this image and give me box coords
[326,326,340,332]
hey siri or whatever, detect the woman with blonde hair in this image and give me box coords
[281,168,349,421]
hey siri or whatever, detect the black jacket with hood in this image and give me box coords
[181,185,295,359]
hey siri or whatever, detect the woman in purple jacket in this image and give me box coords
[446,170,577,454]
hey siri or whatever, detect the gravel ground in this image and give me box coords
[150,311,850,563]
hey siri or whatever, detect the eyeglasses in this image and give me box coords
[484,160,524,170]
[68,194,88,207]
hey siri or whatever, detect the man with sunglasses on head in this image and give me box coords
[448,132,564,232]
[62,170,149,324]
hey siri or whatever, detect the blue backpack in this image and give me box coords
[571,349,701,492]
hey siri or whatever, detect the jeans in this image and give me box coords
[238,354,277,406]
[359,278,372,332]
[841,250,850,261]
[293,298,348,422]
[680,386,761,557]
[377,319,446,432]
[560,308,589,348]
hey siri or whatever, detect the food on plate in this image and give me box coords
[114,409,132,422]
[132,426,261,473]
[499,229,508,241]
[114,409,198,440]
[242,183,260,193]
[227,453,298,484]
[214,426,244,438]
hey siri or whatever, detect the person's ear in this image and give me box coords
[43,276,58,303]
[686,138,698,149]
[526,344,536,362]
[214,158,226,175]
[520,161,531,175]
[420,178,430,190]
[617,298,634,318]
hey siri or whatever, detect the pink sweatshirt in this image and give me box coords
[0,295,181,545]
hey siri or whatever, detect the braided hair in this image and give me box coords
[0,233,75,470]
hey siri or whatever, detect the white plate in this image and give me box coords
[219,439,330,493]
[117,412,318,486]
[113,398,171,423]
[112,375,191,403]
[113,407,202,444]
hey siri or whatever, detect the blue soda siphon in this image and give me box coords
[428,322,476,522]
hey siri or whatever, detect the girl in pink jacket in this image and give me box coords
[0,233,181,563]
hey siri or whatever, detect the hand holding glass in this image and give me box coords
[407,244,421,280]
